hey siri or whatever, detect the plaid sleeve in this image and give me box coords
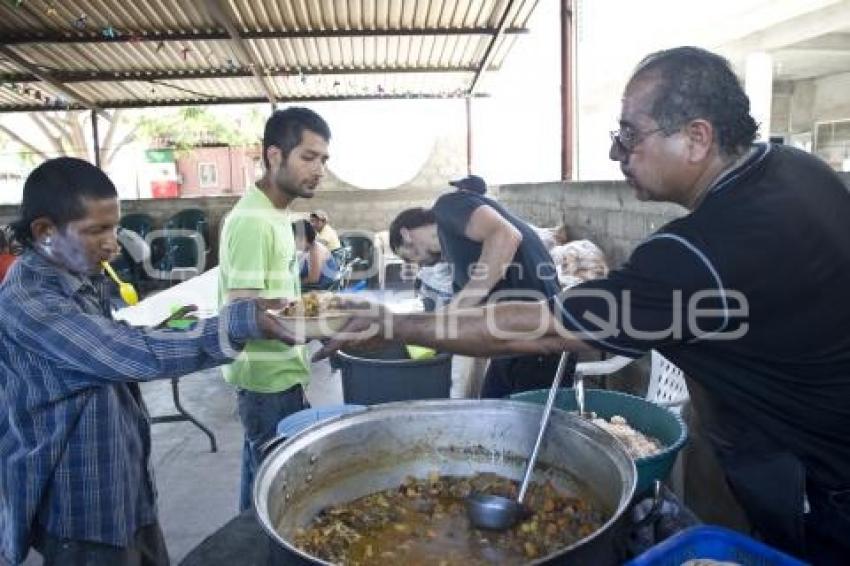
[8,291,263,388]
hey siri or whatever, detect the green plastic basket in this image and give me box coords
[510,388,688,496]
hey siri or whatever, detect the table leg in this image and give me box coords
[150,378,218,452]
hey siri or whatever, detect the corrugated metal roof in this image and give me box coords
[0,0,540,112]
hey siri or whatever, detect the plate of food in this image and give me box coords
[268,291,352,339]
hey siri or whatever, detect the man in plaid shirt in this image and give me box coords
[0,158,294,565]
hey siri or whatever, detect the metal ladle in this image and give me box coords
[574,369,590,418]
[466,352,577,531]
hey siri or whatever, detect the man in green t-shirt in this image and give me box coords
[218,107,331,510]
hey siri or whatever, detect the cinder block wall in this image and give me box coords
[3,172,846,270]
[0,188,450,268]
[498,181,686,266]
[288,186,448,230]
[501,172,850,267]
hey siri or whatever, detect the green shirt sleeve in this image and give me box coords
[220,215,271,290]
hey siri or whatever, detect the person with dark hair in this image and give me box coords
[308,209,341,251]
[320,46,850,563]
[292,219,339,289]
[0,157,298,565]
[218,106,331,511]
[261,106,331,170]
[387,207,439,265]
[0,226,17,283]
[387,181,564,399]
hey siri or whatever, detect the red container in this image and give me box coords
[151,179,180,198]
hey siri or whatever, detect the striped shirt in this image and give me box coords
[0,251,260,564]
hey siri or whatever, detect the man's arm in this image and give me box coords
[318,230,722,362]
[316,300,594,359]
[7,295,291,387]
[450,204,522,308]
[392,301,592,356]
[304,245,323,284]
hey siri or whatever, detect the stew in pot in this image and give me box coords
[291,472,606,565]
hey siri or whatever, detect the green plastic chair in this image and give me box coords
[158,208,209,274]
[120,213,155,239]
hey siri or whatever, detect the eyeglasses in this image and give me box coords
[609,126,666,155]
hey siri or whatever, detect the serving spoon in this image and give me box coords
[466,352,577,530]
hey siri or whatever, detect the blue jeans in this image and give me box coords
[236,385,308,511]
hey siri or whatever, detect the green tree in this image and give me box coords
[135,106,264,153]
[0,110,135,169]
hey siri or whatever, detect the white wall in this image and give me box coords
[470,0,562,184]
[572,0,850,180]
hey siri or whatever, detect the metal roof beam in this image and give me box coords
[469,0,518,95]
[0,27,528,46]
[206,0,276,108]
[0,66,479,84]
[0,44,109,118]
[0,93,489,113]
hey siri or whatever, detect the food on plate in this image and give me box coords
[291,472,605,565]
[589,415,664,459]
[278,291,343,317]
[267,291,353,339]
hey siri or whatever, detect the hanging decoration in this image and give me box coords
[181,46,192,60]
[4,81,53,105]
[155,41,165,53]
[45,3,57,17]
[72,13,87,31]
[5,0,24,9]
[101,26,118,39]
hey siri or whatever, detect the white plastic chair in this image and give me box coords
[378,253,404,290]
[372,230,405,290]
[576,350,689,496]
[646,350,689,412]
[575,350,689,413]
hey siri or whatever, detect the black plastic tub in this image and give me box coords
[333,346,452,404]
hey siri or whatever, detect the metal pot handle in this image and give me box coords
[258,434,289,460]
[631,480,665,529]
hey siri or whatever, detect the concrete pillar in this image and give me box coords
[744,52,773,142]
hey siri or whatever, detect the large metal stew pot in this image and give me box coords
[254,400,637,565]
